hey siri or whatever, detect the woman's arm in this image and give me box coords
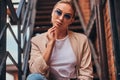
[29,26,56,74]
[29,40,49,74]
[78,38,93,80]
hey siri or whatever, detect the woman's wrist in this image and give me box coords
[47,40,55,47]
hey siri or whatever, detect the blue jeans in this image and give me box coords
[27,73,47,80]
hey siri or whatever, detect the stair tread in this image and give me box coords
[35,20,80,27]
[33,26,83,33]
[36,10,52,15]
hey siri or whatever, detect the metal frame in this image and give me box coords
[73,0,101,79]
[0,0,7,79]
[108,0,120,79]
[0,0,36,80]
[95,0,109,80]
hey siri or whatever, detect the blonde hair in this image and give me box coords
[53,0,76,18]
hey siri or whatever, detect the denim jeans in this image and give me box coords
[27,73,47,80]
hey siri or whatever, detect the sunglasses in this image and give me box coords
[55,9,72,20]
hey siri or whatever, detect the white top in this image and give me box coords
[50,35,77,80]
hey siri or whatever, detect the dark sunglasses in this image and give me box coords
[55,9,72,20]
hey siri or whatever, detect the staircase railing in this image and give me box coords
[73,0,101,79]
[0,0,37,80]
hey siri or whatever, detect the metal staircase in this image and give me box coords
[0,0,36,80]
[0,0,101,80]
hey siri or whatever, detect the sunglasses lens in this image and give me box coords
[64,14,71,19]
[55,9,72,20]
[55,10,62,16]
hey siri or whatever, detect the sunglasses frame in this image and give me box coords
[54,9,72,20]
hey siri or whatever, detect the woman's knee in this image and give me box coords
[27,73,47,80]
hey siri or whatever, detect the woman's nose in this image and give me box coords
[59,14,64,20]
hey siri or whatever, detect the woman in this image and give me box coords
[27,0,93,80]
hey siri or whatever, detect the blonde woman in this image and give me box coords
[27,0,93,80]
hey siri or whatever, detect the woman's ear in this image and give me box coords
[51,9,55,18]
[70,18,75,25]
[71,18,75,23]
[51,10,54,23]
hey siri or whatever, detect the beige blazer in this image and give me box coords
[29,31,93,80]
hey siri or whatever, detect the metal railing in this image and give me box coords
[0,0,37,80]
[73,0,101,79]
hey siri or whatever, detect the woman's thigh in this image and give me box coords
[27,73,47,80]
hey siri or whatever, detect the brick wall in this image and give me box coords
[78,0,91,26]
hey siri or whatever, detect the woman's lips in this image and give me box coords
[56,20,62,27]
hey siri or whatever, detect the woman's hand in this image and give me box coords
[43,26,56,65]
[46,26,56,42]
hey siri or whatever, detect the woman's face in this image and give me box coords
[51,3,74,30]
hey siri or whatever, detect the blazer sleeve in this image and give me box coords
[29,35,49,74]
[77,37,93,80]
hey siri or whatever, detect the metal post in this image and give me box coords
[95,0,109,80]
[0,0,7,80]
[108,0,120,79]
[18,19,22,80]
